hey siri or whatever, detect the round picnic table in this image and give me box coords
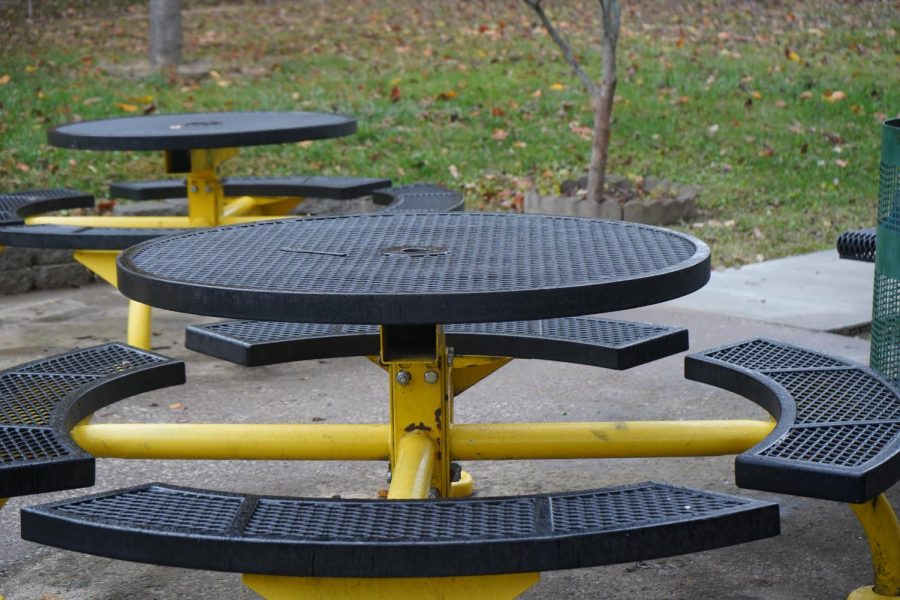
[118,211,712,495]
[13,111,359,349]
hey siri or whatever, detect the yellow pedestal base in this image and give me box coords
[242,572,539,600]
[848,585,900,600]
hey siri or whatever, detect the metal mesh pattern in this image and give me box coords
[878,160,899,232]
[18,344,163,375]
[0,373,97,425]
[127,213,704,296]
[871,273,900,383]
[0,426,70,464]
[551,484,742,533]
[759,423,900,466]
[705,339,845,370]
[837,228,877,262]
[764,368,900,424]
[204,320,376,343]
[58,486,242,533]
[0,189,82,221]
[202,317,671,348]
[245,497,536,540]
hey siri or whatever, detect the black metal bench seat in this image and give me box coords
[0,189,94,226]
[0,344,183,498]
[687,338,900,503]
[185,316,689,370]
[110,175,392,202]
[837,228,877,263]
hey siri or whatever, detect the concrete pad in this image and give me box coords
[666,250,875,332]
[0,283,894,600]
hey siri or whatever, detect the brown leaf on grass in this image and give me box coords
[491,106,505,117]
[142,103,157,115]
[96,199,116,214]
[752,226,765,240]
[784,48,801,62]
[758,146,775,157]
[116,102,138,112]
[799,90,813,100]
[0,74,10,85]
[492,128,509,140]
[823,90,847,102]
[835,159,849,168]
[436,90,457,100]
[390,86,400,102]
[15,163,30,172]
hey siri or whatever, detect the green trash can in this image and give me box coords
[871,117,900,383]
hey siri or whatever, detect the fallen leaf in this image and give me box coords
[128,94,154,104]
[758,146,775,157]
[785,48,801,62]
[799,90,813,100]
[491,128,509,140]
[116,102,138,112]
[752,226,765,240]
[850,104,864,115]
[168,402,185,410]
[491,106,505,117]
[82,96,101,105]
[513,141,527,148]
[532,89,542,98]
[449,164,459,179]
[549,82,565,91]
[707,124,720,135]
[835,159,849,168]
[390,86,400,102]
[0,74,10,85]
[437,90,457,100]
[15,163,30,172]
[823,90,847,102]
[775,99,787,108]
[751,90,763,100]
[24,65,38,73]
[377,488,389,498]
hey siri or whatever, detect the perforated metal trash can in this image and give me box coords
[872,118,900,383]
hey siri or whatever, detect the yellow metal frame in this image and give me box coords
[24,146,305,350]
[849,495,900,599]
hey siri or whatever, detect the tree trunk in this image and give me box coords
[149,0,182,67]
[586,0,620,204]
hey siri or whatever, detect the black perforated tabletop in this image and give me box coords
[117,212,710,325]
[48,111,356,151]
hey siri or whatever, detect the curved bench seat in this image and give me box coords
[21,480,778,578]
[110,175,392,202]
[0,189,94,225]
[686,338,900,503]
[373,183,465,212]
[186,317,688,370]
[0,223,193,250]
[0,344,184,497]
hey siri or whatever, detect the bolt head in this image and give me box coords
[424,370,439,384]
[395,370,412,386]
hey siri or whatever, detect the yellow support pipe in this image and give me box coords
[242,572,540,600]
[70,420,773,462]
[849,495,900,599]
[71,423,390,461]
[26,215,193,228]
[451,420,774,460]
[127,301,153,350]
[387,431,435,500]
[223,195,259,217]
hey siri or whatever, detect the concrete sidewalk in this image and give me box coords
[0,280,893,600]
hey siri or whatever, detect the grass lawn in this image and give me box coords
[0,0,896,267]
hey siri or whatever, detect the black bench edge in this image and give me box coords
[21,480,779,578]
[184,318,689,370]
[372,183,465,212]
[836,228,876,263]
[685,337,900,503]
[0,189,95,225]
[110,176,393,202]
[0,344,185,498]
[0,224,193,250]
